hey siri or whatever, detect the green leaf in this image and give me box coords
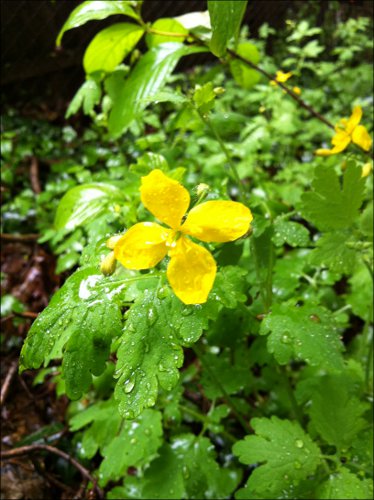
[208,1,248,57]
[307,374,369,449]
[108,43,207,137]
[83,23,144,74]
[316,467,373,500]
[114,289,217,419]
[99,409,163,486]
[230,42,261,89]
[146,18,188,48]
[347,263,373,322]
[57,0,139,46]
[115,434,241,499]
[273,219,310,247]
[193,82,218,114]
[260,302,345,370]
[54,183,125,231]
[309,230,358,274]
[300,162,365,231]
[233,417,321,498]
[20,267,123,399]
[66,78,101,118]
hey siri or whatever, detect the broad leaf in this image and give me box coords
[110,434,241,499]
[316,467,373,500]
[307,374,370,449]
[309,230,358,274]
[99,409,163,486]
[114,289,218,419]
[233,417,321,498]
[20,267,123,399]
[83,23,144,74]
[108,43,207,137]
[208,1,248,57]
[300,162,365,231]
[57,0,139,46]
[230,42,261,89]
[260,302,345,370]
[54,183,125,231]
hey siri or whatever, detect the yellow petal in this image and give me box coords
[345,106,362,134]
[331,130,351,150]
[276,71,292,83]
[140,169,190,229]
[351,125,372,152]
[114,222,170,270]
[167,237,216,304]
[182,201,253,243]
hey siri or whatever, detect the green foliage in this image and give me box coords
[8,2,373,499]
[208,0,248,56]
[233,417,321,498]
[83,23,144,74]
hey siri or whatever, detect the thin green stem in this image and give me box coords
[179,405,236,444]
[277,365,304,425]
[195,108,246,203]
[193,345,251,433]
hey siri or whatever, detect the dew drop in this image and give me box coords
[294,461,302,469]
[295,439,304,448]
[124,375,136,393]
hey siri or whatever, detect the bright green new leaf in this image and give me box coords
[301,162,365,231]
[230,42,261,89]
[316,467,373,500]
[233,416,321,498]
[193,82,218,114]
[146,18,188,48]
[273,218,310,247]
[66,78,101,118]
[260,302,345,370]
[99,409,163,486]
[83,23,144,74]
[20,267,123,399]
[54,183,125,231]
[108,43,207,137]
[307,374,369,449]
[111,434,241,499]
[57,0,139,46]
[208,1,248,57]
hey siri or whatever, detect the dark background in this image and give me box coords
[1,0,373,108]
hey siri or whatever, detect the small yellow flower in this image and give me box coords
[315,106,372,156]
[112,170,253,304]
[292,86,301,95]
[270,71,293,86]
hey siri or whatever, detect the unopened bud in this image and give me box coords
[213,86,225,95]
[292,86,301,95]
[362,162,373,178]
[106,234,123,250]
[100,251,117,276]
[196,183,210,196]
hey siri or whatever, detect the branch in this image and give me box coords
[226,48,335,130]
[0,444,103,499]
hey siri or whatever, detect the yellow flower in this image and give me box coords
[292,86,301,95]
[270,70,292,86]
[112,170,253,304]
[315,106,372,156]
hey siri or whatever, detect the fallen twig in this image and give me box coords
[0,360,18,406]
[0,233,40,242]
[30,156,42,194]
[1,444,103,499]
